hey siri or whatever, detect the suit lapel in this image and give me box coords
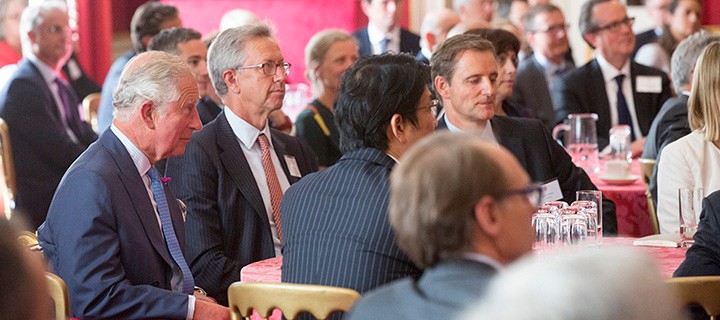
[590,60,612,134]
[215,116,269,223]
[491,116,527,167]
[629,62,652,134]
[270,130,298,184]
[24,60,64,125]
[100,131,175,268]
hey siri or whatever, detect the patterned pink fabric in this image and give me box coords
[588,160,655,237]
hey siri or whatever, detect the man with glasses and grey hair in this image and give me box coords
[0,0,97,230]
[165,24,318,305]
[346,132,538,320]
[553,0,671,154]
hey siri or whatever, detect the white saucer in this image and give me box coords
[599,174,640,185]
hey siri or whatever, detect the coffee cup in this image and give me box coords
[604,159,630,179]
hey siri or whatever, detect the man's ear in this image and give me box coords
[434,76,451,100]
[425,32,436,50]
[223,69,241,94]
[139,100,157,129]
[474,195,501,238]
[389,113,407,144]
[583,32,598,49]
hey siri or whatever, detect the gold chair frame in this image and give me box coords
[667,276,720,319]
[228,282,361,320]
[0,117,16,208]
[638,158,659,234]
[82,92,101,132]
[46,272,70,320]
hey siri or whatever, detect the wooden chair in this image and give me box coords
[228,282,361,320]
[639,158,659,234]
[82,92,101,132]
[667,276,720,319]
[17,231,42,252]
[0,117,16,212]
[46,272,70,320]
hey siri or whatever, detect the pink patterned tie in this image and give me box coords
[257,133,283,241]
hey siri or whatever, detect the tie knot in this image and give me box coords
[614,74,625,85]
[257,133,270,149]
[147,166,161,182]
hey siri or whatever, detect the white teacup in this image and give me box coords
[604,159,631,179]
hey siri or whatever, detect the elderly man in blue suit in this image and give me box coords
[281,54,436,303]
[38,51,229,319]
[0,1,97,229]
[353,0,420,56]
[346,132,538,320]
[165,24,318,305]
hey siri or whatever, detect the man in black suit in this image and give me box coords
[148,27,218,125]
[347,132,537,320]
[510,4,574,129]
[415,8,459,64]
[282,54,435,299]
[0,1,97,229]
[353,0,420,56]
[165,24,318,305]
[631,0,670,59]
[433,34,617,234]
[553,0,671,153]
[642,31,720,207]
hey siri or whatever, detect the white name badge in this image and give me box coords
[284,155,302,177]
[636,75,662,93]
[541,179,564,203]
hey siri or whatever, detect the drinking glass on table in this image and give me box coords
[679,187,703,247]
[576,190,603,241]
[560,207,588,245]
[572,200,598,245]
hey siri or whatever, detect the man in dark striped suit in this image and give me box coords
[281,54,437,300]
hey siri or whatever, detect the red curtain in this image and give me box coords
[75,0,113,85]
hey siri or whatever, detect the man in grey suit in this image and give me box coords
[165,24,318,305]
[553,0,671,153]
[346,132,538,320]
[509,4,574,129]
[281,54,436,300]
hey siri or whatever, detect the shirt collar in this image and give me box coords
[367,23,400,48]
[444,114,497,143]
[534,52,566,73]
[596,54,630,84]
[223,106,272,150]
[110,124,152,177]
[462,252,504,270]
[27,54,59,85]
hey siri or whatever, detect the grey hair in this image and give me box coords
[112,51,196,122]
[579,0,612,48]
[19,0,66,54]
[0,0,27,39]
[207,23,274,97]
[459,247,683,320]
[671,30,720,94]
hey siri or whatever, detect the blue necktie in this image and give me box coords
[614,74,635,141]
[380,37,390,54]
[147,167,194,294]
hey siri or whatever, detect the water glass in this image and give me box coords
[532,211,560,249]
[560,214,588,245]
[679,187,703,247]
[576,190,603,240]
[572,200,598,244]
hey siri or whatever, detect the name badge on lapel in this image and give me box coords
[541,179,564,203]
[284,155,302,178]
[636,76,662,93]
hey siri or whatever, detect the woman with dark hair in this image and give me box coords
[465,28,536,119]
[634,0,702,80]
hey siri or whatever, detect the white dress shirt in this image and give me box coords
[27,54,80,143]
[224,106,290,256]
[444,114,499,146]
[595,55,642,140]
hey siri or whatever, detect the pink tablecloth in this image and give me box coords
[588,160,654,237]
[241,238,687,283]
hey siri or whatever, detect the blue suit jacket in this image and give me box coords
[345,259,497,320]
[165,112,318,305]
[0,58,97,229]
[437,116,618,235]
[353,27,420,56]
[281,148,422,295]
[553,59,671,149]
[38,130,189,319]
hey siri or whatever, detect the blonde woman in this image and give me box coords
[295,29,359,168]
[657,41,720,234]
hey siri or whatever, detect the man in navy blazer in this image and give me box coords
[282,54,435,300]
[553,0,671,153]
[38,51,229,319]
[347,132,537,320]
[433,34,617,234]
[354,0,420,56]
[0,2,96,229]
[165,24,318,305]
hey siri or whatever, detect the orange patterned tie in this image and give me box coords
[257,133,283,240]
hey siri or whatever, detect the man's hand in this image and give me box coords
[630,137,646,158]
[193,299,230,320]
[194,290,217,304]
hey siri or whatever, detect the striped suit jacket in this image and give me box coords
[281,148,422,295]
[165,112,318,305]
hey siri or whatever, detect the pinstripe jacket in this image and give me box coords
[165,112,318,305]
[280,148,422,295]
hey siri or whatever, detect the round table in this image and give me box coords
[240,237,688,283]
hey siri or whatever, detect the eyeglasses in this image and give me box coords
[418,99,439,118]
[236,61,291,76]
[41,24,71,35]
[531,23,569,34]
[592,17,635,33]
[501,183,544,208]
